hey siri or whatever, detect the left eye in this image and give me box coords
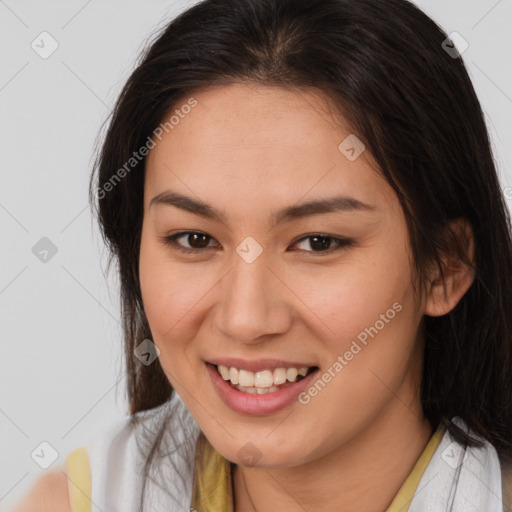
[292,234,352,253]
[161,231,353,255]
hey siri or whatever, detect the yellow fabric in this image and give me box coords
[65,447,93,512]
[191,425,444,511]
[191,431,234,511]
[385,425,444,512]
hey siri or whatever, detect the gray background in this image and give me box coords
[1,0,511,508]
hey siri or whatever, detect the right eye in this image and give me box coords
[160,231,220,254]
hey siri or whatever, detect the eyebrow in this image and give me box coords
[149,191,376,226]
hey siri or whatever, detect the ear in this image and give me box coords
[424,218,475,317]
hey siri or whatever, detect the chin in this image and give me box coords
[211,431,308,469]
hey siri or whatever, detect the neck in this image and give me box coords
[232,396,433,512]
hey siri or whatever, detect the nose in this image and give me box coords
[214,249,292,344]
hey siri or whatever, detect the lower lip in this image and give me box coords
[206,363,319,415]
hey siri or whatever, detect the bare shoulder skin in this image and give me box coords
[10,466,71,512]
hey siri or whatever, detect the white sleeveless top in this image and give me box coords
[65,391,506,512]
[68,391,201,512]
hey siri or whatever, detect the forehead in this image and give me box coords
[144,83,392,214]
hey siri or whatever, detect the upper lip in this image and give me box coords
[207,358,317,373]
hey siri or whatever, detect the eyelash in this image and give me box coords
[160,231,354,257]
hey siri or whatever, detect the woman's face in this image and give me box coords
[139,83,427,467]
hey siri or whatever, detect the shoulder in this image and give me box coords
[409,418,504,511]
[10,466,71,512]
[9,415,137,512]
[11,393,200,512]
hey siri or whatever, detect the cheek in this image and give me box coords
[139,230,197,345]
[290,238,419,407]
[290,250,413,347]
[319,262,419,407]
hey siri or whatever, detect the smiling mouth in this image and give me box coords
[214,363,318,394]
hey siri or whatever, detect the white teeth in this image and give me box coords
[218,364,230,380]
[273,368,287,385]
[255,385,280,394]
[215,364,313,392]
[229,367,239,385]
[238,369,255,387]
[238,385,257,394]
[298,367,308,377]
[286,368,298,382]
[238,384,280,394]
[254,370,274,388]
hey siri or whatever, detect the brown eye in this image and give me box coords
[292,234,353,254]
[305,235,333,251]
[183,232,211,249]
[161,231,218,253]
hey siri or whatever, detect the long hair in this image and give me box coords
[89,0,512,506]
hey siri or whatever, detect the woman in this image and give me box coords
[13,0,512,510]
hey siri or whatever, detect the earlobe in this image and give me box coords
[424,219,476,317]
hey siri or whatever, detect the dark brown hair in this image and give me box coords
[89,0,512,503]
